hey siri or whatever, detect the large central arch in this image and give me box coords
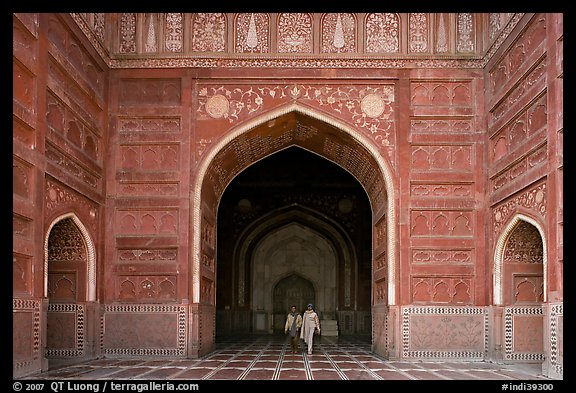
[190,103,398,356]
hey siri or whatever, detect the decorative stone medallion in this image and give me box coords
[361,93,386,118]
[205,94,230,119]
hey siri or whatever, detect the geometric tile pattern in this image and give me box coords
[549,303,563,376]
[19,335,552,380]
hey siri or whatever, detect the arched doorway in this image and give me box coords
[494,214,546,364]
[273,274,315,333]
[191,104,397,357]
[44,214,96,360]
[216,147,366,336]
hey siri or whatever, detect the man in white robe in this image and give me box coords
[300,303,320,355]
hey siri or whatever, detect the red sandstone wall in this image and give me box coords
[484,13,562,374]
[13,13,108,377]
[13,12,563,377]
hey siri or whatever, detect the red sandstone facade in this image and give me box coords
[13,13,563,379]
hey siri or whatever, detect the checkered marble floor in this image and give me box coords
[19,334,552,381]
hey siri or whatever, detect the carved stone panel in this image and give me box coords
[411,277,474,304]
[410,210,474,237]
[102,305,187,356]
[402,306,486,359]
[277,13,313,53]
[322,13,356,53]
[235,13,269,53]
[13,253,32,295]
[365,13,398,53]
[116,210,178,236]
[504,306,544,361]
[46,303,85,357]
[191,13,226,52]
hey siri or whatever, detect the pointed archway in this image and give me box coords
[273,274,315,333]
[190,103,397,357]
[494,213,546,364]
[43,213,96,359]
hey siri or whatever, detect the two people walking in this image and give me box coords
[284,303,321,355]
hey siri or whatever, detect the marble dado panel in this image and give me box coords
[505,306,544,361]
[549,303,563,377]
[410,210,474,237]
[411,276,474,304]
[114,210,178,236]
[102,304,187,356]
[489,14,546,99]
[196,83,396,149]
[115,275,177,302]
[402,306,487,359]
[46,303,85,357]
[13,299,41,365]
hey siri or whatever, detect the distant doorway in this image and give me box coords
[273,274,315,332]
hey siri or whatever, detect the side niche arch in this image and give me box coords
[44,213,96,302]
[43,212,97,359]
[493,213,547,306]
